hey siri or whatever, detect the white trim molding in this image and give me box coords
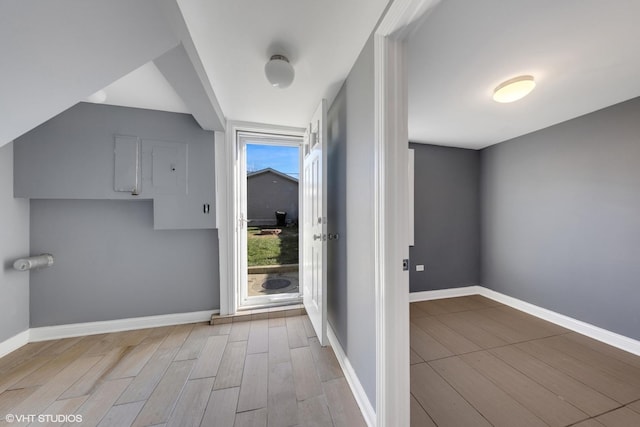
[29,310,218,342]
[409,285,481,302]
[479,288,640,357]
[410,286,640,357]
[1,310,218,357]
[408,148,415,247]
[221,121,305,316]
[0,330,30,359]
[373,1,441,425]
[327,325,376,427]
[215,129,233,316]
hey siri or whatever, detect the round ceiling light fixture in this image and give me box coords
[264,55,295,89]
[493,75,536,103]
[86,89,107,104]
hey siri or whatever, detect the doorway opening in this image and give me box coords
[237,131,303,309]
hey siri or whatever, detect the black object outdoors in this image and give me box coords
[275,211,287,226]
[262,278,291,290]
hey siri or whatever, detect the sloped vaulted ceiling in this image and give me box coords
[2,1,390,147]
[0,1,180,147]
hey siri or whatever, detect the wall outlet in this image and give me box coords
[416,265,425,272]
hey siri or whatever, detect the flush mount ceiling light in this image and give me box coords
[264,55,295,89]
[86,89,107,104]
[493,75,536,103]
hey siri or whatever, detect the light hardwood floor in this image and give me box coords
[410,296,640,427]
[0,314,365,427]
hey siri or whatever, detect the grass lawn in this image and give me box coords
[247,226,299,266]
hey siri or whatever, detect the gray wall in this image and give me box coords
[17,102,220,327]
[14,102,215,202]
[326,35,377,407]
[0,142,30,342]
[247,171,299,225]
[409,143,480,292]
[327,73,348,363]
[30,199,219,327]
[481,97,640,340]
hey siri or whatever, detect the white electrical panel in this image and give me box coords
[114,136,140,193]
[141,139,187,196]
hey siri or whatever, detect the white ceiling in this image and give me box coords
[99,62,189,114]
[408,0,640,149]
[6,1,389,145]
[17,1,638,151]
[88,0,389,128]
[175,0,389,127]
[0,1,180,147]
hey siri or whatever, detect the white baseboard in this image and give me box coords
[409,285,481,302]
[327,325,376,427]
[28,310,219,343]
[477,288,640,357]
[410,286,640,357]
[0,330,30,359]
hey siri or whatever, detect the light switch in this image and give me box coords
[416,265,425,272]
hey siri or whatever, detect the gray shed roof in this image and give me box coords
[247,167,298,183]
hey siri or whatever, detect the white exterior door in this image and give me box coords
[303,100,327,345]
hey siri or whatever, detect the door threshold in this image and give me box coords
[210,303,305,325]
[239,297,303,311]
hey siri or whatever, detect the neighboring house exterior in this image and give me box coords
[247,168,298,226]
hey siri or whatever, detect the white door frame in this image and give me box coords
[374,0,440,425]
[237,131,304,309]
[302,99,328,346]
[218,121,305,315]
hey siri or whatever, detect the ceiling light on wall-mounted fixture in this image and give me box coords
[265,55,295,89]
[86,89,107,104]
[493,75,536,103]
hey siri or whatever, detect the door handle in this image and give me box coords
[313,234,323,241]
[238,215,251,229]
